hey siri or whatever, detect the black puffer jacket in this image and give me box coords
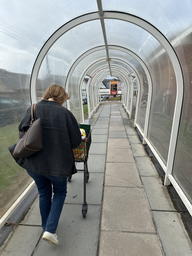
[9,100,81,177]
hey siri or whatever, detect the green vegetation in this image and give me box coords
[0,123,23,191]
[101,96,121,101]
[108,96,121,101]
[83,104,88,118]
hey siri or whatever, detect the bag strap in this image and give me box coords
[30,104,36,125]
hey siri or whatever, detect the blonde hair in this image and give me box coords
[43,84,70,105]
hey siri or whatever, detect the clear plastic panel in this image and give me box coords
[37,20,104,118]
[148,48,176,163]
[172,28,192,203]
[68,49,107,121]
[105,19,159,60]
[109,49,145,75]
[69,72,81,123]
[90,82,94,113]
[137,75,148,132]
[110,60,132,73]
[69,49,107,82]
[102,0,192,36]
[106,19,176,163]
[0,1,35,217]
[0,1,98,62]
[87,60,109,76]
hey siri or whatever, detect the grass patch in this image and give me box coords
[108,96,121,101]
[0,123,24,191]
[83,104,88,118]
[101,96,121,101]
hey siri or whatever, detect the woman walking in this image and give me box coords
[11,84,81,245]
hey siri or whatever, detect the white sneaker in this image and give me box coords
[42,231,59,245]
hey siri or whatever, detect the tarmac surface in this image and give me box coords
[1,102,192,256]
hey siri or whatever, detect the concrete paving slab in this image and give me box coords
[101,187,156,233]
[110,122,124,127]
[65,172,104,205]
[111,114,121,117]
[131,144,148,157]
[93,123,109,129]
[89,143,107,155]
[92,129,108,135]
[108,138,130,149]
[135,156,159,177]
[1,226,42,256]
[98,116,110,118]
[122,118,129,123]
[99,115,110,118]
[109,126,125,131]
[110,116,122,119]
[111,111,119,114]
[20,198,41,225]
[141,176,176,211]
[125,126,137,135]
[108,131,127,138]
[76,155,106,173]
[110,118,123,122]
[98,231,164,256]
[96,119,109,124]
[110,120,124,126]
[34,205,101,256]
[128,134,142,144]
[89,154,106,172]
[105,162,142,188]
[153,211,192,256]
[107,148,134,163]
[92,134,108,143]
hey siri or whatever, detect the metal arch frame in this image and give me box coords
[61,41,154,150]
[89,67,128,110]
[91,66,129,97]
[110,64,140,118]
[94,69,130,119]
[110,67,139,119]
[30,11,184,192]
[73,57,108,122]
[78,58,131,121]
[94,69,127,104]
[90,67,109,112]
[65,45,107,110]
[81,64,129,118]
[103,12,184,189]
[32,35,153,140]
[86,66,124,117]
[83,62,143,126]
[64,45,152,120]
[90,68,137,122]
[108,46,153,134]
[83,59,137,110]
[110,69,131,107]
[85,66,110,117]
[87,62,136,117]
[88,59,142,119]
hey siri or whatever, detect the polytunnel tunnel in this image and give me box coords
[1,0,192,254]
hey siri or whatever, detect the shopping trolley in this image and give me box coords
[69,124,92,218]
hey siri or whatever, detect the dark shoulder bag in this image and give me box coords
[13,104,43,158]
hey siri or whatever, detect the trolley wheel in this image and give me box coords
[86,172,89,183]
[82,210,86,219]
[68,176,72,182]
[82,203,88,219]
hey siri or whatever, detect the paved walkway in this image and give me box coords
[1,102,192,256]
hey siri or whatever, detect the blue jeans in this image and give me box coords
[27,171,67,233]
